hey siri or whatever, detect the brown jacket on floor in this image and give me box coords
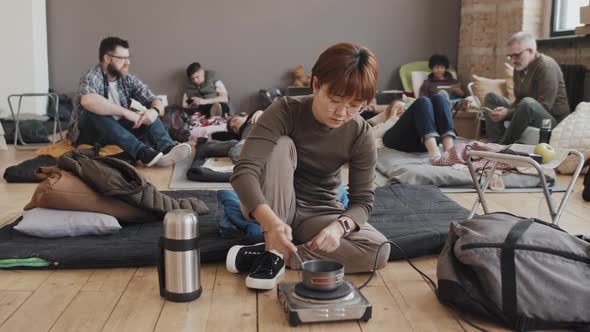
[25,167,157,222]
[57,150,209,217]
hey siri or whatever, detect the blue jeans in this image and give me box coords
[383,94,455,152]
[77,111,175,159]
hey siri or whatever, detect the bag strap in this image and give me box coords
[501,218,534,327]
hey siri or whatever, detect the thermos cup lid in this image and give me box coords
[163,210,199,240]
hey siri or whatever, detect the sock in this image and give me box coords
[429,149,442,161]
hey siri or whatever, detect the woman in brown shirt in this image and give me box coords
[226,43,390,290]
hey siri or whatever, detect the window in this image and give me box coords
[551,0,587,37]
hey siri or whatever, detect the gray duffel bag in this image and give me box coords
[437,212,590,331]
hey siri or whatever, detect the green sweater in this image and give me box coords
[230,96,377,226]
[512,53,569,122]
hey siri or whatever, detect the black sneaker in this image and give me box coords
[226,242,266,273]
[137,146,163,167]
[245,250,285,290]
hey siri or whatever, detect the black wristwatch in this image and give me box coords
[337,218,352,238]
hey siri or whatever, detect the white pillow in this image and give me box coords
[14,208,121,238]
[411,71,430,97]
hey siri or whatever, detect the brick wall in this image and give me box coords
[458,0,551,82]
[459,0,589,102]
[523,0,551,39]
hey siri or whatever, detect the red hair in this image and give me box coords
[311,42,378,104]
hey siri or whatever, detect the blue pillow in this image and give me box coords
[217,185,349,239]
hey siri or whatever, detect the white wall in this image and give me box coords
[0,0,49,118]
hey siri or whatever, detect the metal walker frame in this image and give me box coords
[7,93,64,150]
[465,149,584,225]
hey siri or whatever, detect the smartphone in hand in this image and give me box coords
[482,107,494,115]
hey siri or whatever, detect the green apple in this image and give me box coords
[534,143,556,163]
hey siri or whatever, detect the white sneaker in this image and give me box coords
[156,143,192,167]
[210,103,222,117]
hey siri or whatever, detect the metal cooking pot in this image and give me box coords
[301,260,344,292]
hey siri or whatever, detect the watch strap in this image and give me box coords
[337,218,352,238]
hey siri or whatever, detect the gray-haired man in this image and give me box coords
[484,31,569,144]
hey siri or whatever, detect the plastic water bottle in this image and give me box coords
[538,119,552,144]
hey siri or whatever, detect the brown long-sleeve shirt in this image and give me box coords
[230,96,377,226]
[512,53,570,122]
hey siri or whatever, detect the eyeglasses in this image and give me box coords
[108,53,131,62]
[506,48,530,60]
[326,98,366,116]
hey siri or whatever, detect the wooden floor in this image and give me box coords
[0,145,588,332]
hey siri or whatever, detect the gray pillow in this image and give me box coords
[14,208,122,238]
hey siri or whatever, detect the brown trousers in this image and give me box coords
[244,137,390,273]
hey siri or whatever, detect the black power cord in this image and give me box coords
[358,240,436,290]
[358,240,489,332]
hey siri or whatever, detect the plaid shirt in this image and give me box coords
[67,64,160,143]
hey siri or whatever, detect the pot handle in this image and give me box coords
[292,250,304,267]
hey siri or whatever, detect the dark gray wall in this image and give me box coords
[47,0,460,113]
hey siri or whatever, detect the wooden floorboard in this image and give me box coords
[0,270,52,292]
[100,267,164,332]
[0,270,93,332]
[152,263,218,332]
[379,259,467,332]
[1,145,589,331]
[0,291,32,327]
[48,268,136,332]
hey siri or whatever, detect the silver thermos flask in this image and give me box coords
[157,210,202,302]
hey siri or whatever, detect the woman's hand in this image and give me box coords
[392,102,405,116]
[306,221,344,253]
[387,101,405,120]
[263,221,297,257]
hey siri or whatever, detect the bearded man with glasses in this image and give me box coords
[67,36,191,167]
[483,31,570,144]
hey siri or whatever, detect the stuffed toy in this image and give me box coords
[291,65,311,87]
